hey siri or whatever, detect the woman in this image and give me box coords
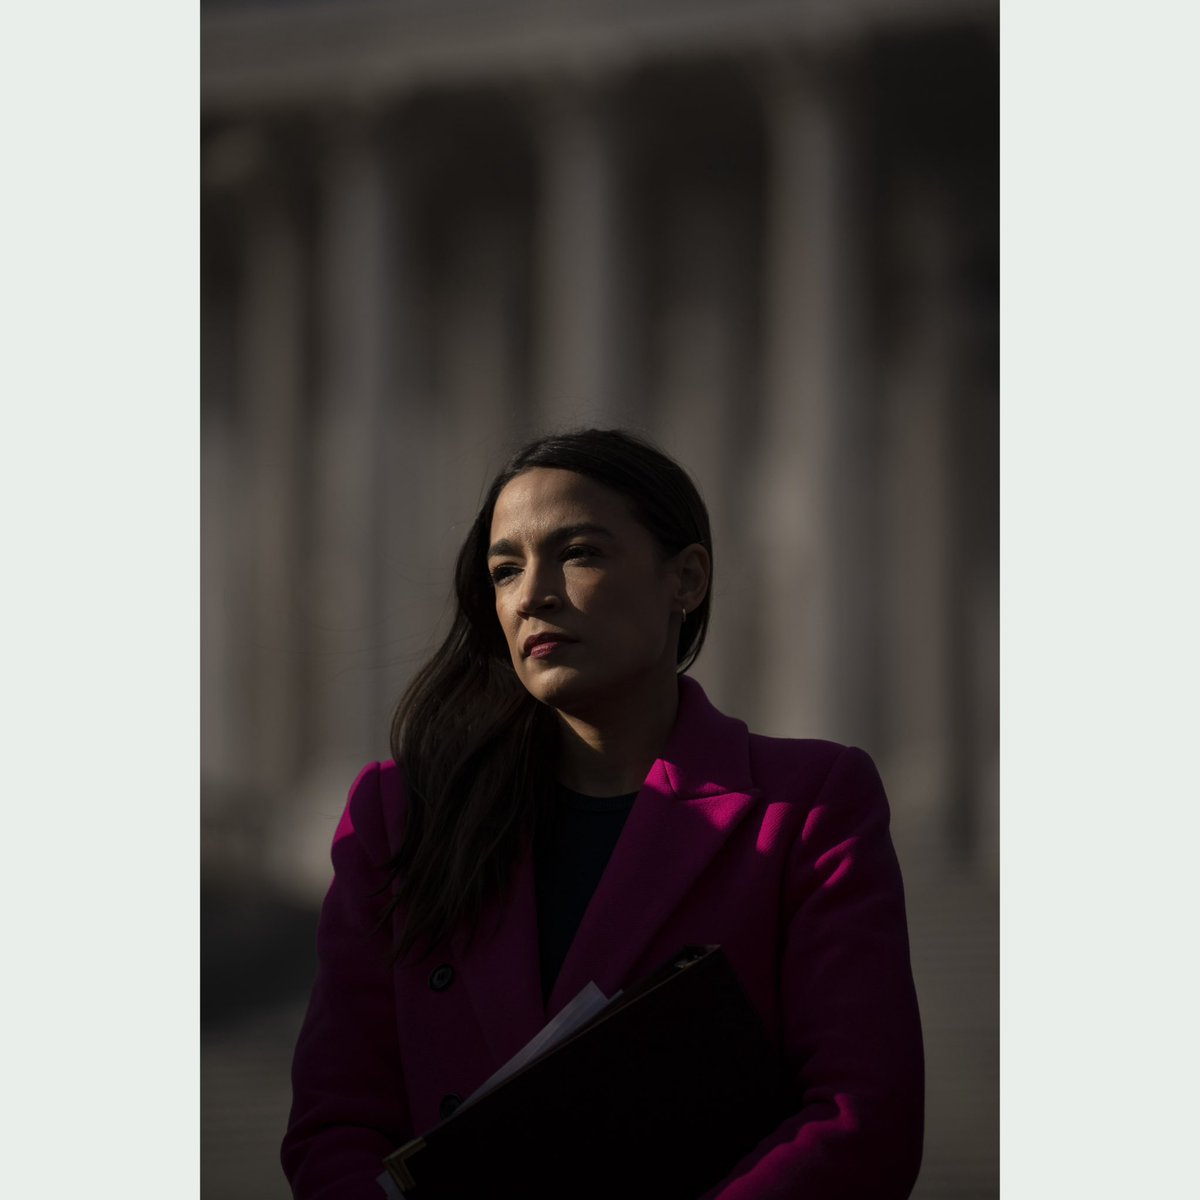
[282,428,924,1198]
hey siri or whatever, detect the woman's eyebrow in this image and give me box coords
[487,523,614,559]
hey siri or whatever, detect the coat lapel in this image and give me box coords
[455,846,547,1071]
[547,676,760,1015]
[457,677,761,1054]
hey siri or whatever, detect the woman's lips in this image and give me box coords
[524,634,577,658]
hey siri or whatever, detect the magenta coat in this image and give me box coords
[282,676,924,1198]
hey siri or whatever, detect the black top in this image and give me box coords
[534,784,638,1006]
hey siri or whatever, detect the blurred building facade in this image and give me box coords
[202,1,998,1196]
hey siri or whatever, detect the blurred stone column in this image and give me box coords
[237,163,307,801]
[307,107,394,771]
[654,187,758,713]
[880,177,971,859]
[532,77,628,429]
[201,211,244,790]
[375,153,443,716]
[873,175,955,854]
[753,50,869,741]
[432,202,532,522]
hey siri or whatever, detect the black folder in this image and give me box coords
[383,945,793,1199]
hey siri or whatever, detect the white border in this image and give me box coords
[2,3,199,1196]
[1002,2,1200,1194]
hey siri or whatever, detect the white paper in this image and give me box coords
[376,1168,405,1198]
[457,980,622,1111]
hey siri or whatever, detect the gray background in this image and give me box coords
[201,1,998,1195]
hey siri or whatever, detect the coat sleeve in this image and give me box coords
[702,746,925,1200]
[281,763,414,1199]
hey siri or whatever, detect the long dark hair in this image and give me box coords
[384,428,713,959]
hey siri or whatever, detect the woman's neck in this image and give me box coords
[554,672,680,797]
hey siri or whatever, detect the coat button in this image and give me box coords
[428,963,455,991]
[439,1093,463,1120]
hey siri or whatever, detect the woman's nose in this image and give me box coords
[515,563,562,616]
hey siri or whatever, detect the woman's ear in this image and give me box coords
[672,543,711,614]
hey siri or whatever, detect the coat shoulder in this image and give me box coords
[746,731,846,784]
[337,759,409,868]
[745,732,884,810]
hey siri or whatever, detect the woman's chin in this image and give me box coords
[521,665,589,710]
[522,666,651,719]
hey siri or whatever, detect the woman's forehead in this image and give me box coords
[490,468,636,537]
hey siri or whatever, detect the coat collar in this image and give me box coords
[643,672,757,802]
[457,676,761,1066]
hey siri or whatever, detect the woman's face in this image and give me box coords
[487,467,694,714]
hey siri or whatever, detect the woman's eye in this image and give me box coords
[562,545,598,563]
[489,565,520,586]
